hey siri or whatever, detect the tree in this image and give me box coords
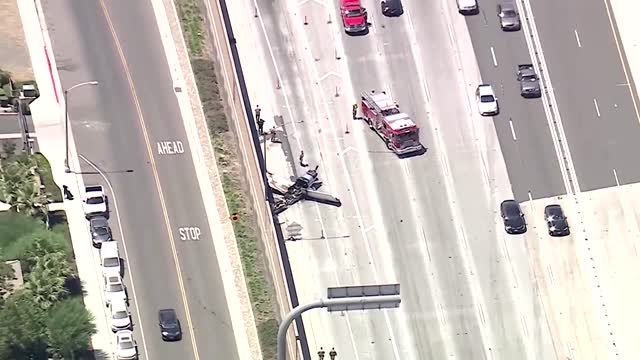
[24,252,72,310]
[6,229,71,270]
[46,297,96,360]
[0,156,48,217]
[0,290,48,359]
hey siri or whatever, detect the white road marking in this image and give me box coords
[594,98,601,117]
[547,264,554,285]
[616,83,629,87]
[574,29,582,48]
[490,46,498,67]
[509,119,517,140]
[613,168,620,186]
[318,71,342,82]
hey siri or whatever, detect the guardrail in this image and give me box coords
[203,0,312,359]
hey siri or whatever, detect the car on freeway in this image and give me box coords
[340,0,368,34]
[115,330,138,360]
[110,300,132,332]
[500,200,527,234]
[456,0,478,15]
[90,216,112,248]
[497,2,521,31]
[476,84,499,116]
[381,0,403,16]
[544,204,570,236]
[516,64,542,98]
[105,275,128,308]
[158,308,183,341]
[100,241,121,277]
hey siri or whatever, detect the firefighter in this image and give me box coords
[317,347,326,360]
[254,105,261,122]
[352,103,358,120]
[299,150,308,167]
[257,117,265,135]
[329,348,337,360]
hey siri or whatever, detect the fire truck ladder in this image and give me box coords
[361,90,398,117]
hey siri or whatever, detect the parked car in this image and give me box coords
[159,308,183,341]
[456,0,478,15]
[90,216,112,248]
[105,275,128,308]
[100,241,121,278]
[381,0,403,16]
[340,0,368,34]
[115,330,138,360]
[110,300,132,332]
[544,204,570,236]
[500,200,527,234]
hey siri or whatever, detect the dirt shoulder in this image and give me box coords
[0,0,34,81]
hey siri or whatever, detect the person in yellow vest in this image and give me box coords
[352,103,358,119]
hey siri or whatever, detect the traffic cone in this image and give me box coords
[304,15,308,25]
[335,86,339,97]
[327,13,332,23]
[335,49,341,60]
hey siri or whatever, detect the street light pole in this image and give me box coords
[277,284,401,360]
[64,81,99,173]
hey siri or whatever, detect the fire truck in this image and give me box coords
[360,90,424,155]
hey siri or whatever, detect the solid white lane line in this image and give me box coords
[594,98,601,117]
[613,168,620,186]
[574,29,582,48]
[509,119,517,140]
[490,46,498,67]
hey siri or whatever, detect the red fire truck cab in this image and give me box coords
[360,90,424,155]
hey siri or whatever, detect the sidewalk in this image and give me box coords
[18,0,114,358]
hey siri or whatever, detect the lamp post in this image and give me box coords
[277,284,401,360]
[64,81,99,173]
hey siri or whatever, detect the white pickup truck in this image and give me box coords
[83,185,107,218]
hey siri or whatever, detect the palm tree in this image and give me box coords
[0,157,48,218]
[24,252,72,310]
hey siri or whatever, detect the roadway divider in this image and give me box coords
[200,0,311,359]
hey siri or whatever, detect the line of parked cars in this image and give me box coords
[500,199,571,237]
[83,185,182,359]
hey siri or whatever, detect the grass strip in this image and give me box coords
[176,0,278,358]
[33,152,62,203]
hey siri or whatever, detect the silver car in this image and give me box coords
[497,2,521,31]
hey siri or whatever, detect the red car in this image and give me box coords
[340,0,368,34]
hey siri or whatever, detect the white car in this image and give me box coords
[456,0,478,14]
[115,330,138,359]
[110,300,132,332]
[83,185,107,218]
[100,241,121,278]
[476,84,499,116]
[105,275,128,308]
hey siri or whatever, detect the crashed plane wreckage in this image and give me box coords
[268,166,342,214]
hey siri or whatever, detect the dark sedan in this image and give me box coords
[500,200,527,234]
[544,204,570,236]
[158,309,182,341]
[381,0,403,16]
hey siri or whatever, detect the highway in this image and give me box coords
[466,0,640,195]
[42,0,240,359]
[229,0,556,358]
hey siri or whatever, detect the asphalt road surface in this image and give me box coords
[42,0,239,359]
[464,2,566,201]
[466,0,640,194]
[243,0,556,358]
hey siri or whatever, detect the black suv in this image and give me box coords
[500,200,526,234]
[544,204,570,236]
[158,309,182,341]
[381,0,403,16]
